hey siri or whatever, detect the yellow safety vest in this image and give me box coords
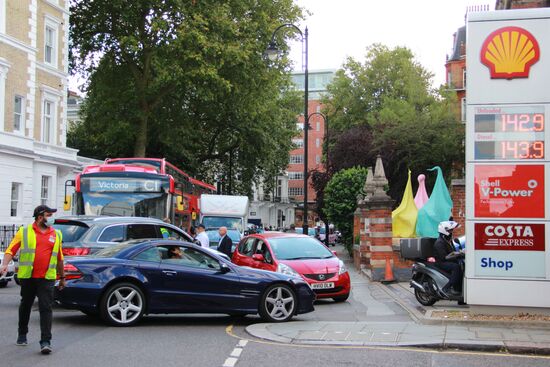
[18,225,62,280]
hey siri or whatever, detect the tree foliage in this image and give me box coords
[324,167,369,251]
[322,44,464,201]
[69,0,304,193]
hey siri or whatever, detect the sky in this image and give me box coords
[69,0,492,92]
[288,0,494,87]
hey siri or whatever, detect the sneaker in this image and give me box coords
[16,335,27,346]
[40,341,52,355]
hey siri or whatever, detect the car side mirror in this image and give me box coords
[331,251,338,256]
[220,262,231,273]
[252,254,265,262]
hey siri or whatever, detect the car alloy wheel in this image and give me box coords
[100,282,145,326]
[260,284,296,322]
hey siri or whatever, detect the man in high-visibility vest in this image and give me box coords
[0,205,65,354]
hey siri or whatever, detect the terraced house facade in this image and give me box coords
[0,0,80,226]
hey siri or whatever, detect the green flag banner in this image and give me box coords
[415,166,452,238]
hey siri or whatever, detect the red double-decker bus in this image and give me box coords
[67,158,216,230]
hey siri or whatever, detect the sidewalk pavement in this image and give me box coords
[245,245,550,354]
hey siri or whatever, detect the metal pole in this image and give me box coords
[303,27,309,234]
[325,115,329,172]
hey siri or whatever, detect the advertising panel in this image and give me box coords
[474,223,545,251]
[474,165,544,218]
[87,178,165,193]
[475,251,546,278]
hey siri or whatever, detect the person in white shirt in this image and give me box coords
[195,224,210,248]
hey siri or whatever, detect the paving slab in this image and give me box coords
[244,245,550,354]
[370,331,399,342]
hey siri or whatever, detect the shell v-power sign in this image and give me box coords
[466,9,550,307]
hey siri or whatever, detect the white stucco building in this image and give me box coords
[0,1,96,227]
[249,174,295,230]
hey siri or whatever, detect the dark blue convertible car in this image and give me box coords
[55,239,316,326]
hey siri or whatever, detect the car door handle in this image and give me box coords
[162,270,177,276]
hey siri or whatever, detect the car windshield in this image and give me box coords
[53,222,89,242]
[202,216,242,232]
[80,192,168,218]
[93,241,142,257]
[206,230,241,244]
[295,228,316,236]
[268,237,333,260]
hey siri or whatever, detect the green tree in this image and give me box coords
[324,167,369,254]
[69,0,303,191]
[322,44,464,201]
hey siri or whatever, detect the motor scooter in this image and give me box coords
[409,238,465,306]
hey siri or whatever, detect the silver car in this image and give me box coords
[53,216,195,256]
[0,251,16,287]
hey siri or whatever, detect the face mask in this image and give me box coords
[44,217,55,227]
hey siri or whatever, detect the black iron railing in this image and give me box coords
[0,225,21,252]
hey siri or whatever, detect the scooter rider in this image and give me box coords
[433,221,463,296]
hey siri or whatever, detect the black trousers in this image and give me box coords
[436,261,463,291]
[18,278,55,342]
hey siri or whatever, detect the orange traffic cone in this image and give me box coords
[381,258,396,284]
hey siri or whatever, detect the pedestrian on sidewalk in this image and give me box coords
[0,205,65,354]
[195,224,209,248]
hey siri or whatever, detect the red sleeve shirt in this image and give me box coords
[6,223,64,278]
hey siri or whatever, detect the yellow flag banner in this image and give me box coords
[392,170,418,238]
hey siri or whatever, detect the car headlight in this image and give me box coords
[277,263,301,278]
[338,260,347,275]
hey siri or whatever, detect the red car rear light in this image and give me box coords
[62,247,91,256]
[62,263,83,280]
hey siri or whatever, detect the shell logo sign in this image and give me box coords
[480,26,540,79]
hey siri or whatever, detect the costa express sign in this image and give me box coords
[475,165,544,218]
[475,223,545,251]
[481,26,540,79]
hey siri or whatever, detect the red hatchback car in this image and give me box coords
[232,233,351,302]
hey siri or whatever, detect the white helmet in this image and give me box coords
[438,221,460,236]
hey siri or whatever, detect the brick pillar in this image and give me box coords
[353,156,400,281]
[353,167,374,271]
[451,179,465,237]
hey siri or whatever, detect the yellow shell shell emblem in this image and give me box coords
[481,26,540,79]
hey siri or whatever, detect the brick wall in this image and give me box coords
[451,179,466,237]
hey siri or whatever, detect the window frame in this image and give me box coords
[133,247,163,263]
[126,223,158,240]
[288,187,304,196]
[44,17,59,67]
[292,138,304,148]
[40,175,50,206]
[289,155,304,164]
[97,224,127,243]
[162,245,221,271]
[288,172,304,180]
[13,95,25,134]
[10,182,22,218]
[42,99,55,143]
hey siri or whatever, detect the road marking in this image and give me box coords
[225,324,550,360]
[223,327,248,367]
[230,348,242,357]
[222,357,238,367]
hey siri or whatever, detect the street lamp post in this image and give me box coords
[266,24,309,233]
[309,112,329,246]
